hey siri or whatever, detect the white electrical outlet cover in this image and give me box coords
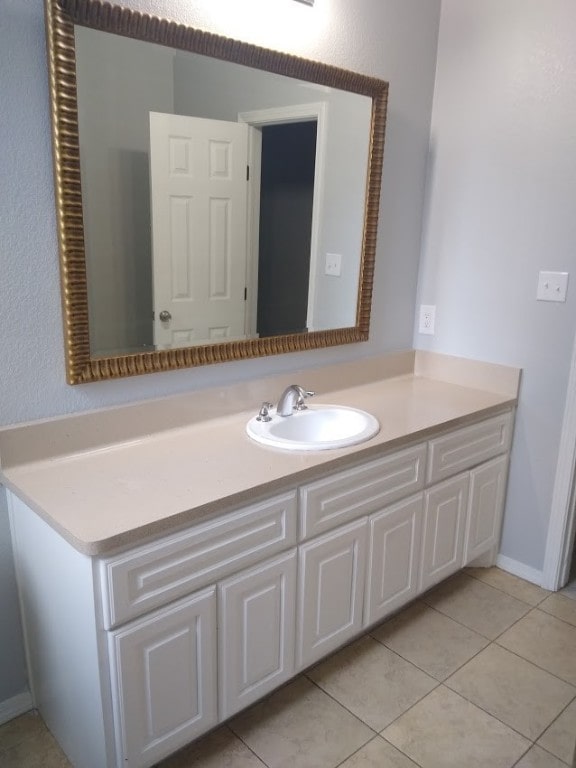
[419,304,436,335]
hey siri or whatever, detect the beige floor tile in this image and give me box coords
[0,731,71,768]
[539,593,576,627]
[497,609,576,685]
[561,578,576,601]
[465,566,550,606]
[229,676,373,768]
[422,572,531,639]
[157,726,266,767]
[0,712,50,752]
[338,736,420,767]
[445,644,576,739]
[306,635,437,731]
[372,601,489,680]
[514,745,571,768]
[382,686,530,768]
[538,699,576,765]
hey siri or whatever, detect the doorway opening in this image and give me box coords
[239,101,327,337]
[542,326,576,593]
[257,121,317,337]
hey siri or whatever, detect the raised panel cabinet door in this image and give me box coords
[108,587,217,768]
[464,455,509,564]
[419,475,469,592]
[365,494,424,626]
[218,550,297,719]
[297,519,367,670]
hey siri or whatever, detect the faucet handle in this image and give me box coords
[295,389,315,411]
[256,402,273,422]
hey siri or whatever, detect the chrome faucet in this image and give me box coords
[276,384,315,416]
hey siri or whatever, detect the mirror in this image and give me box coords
[46,0,388,383]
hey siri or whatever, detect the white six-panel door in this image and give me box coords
[108,588,217,768]
[149,112,249,348]
[218,551,297,719]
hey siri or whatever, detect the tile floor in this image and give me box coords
[2,567,576,768]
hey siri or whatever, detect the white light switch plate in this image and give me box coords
[537,271,569,302]
[325,253,342,277]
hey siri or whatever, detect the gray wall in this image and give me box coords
[76,28,175,355]
[415,0,576,573]
[0,0,441,706]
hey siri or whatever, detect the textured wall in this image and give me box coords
[416,0,576,572]
[0,0,441,706]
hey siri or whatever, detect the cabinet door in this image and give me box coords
[420,475,469,592]
[297,519,367,670]
[108,588,217,768]
[365,494,423,626]
[218,550,297,719]
[464,456,508,565]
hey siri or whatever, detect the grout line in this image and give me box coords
[222,724,270,767]
[464,567,551,606]
[331,736,376,768]
[530,695,576,751]
[535,604,576,632]
[367,600,576,752]
[369,619,490,684]
[510,742,535,767]
[493,637,576,692]
[432,683,537,744]
[303,673,381,735]
[418,595,524,642]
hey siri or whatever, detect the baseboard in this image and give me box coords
[0,691,33,725]
[496,554,544,587]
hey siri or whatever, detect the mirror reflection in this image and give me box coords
[74,27,372,357]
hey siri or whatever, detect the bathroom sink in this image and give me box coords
[246,404,380,451]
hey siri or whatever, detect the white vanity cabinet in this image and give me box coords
[101,491,298,766]
[7,407,515,768]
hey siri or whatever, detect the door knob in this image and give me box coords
[159,310,172,322]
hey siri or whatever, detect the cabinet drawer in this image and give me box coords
[299,444,426,541]
[99,491,297,628]
[427,412,513,484]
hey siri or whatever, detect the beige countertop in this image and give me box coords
[0,352,520,556]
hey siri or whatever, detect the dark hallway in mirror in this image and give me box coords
[257,122,317,337]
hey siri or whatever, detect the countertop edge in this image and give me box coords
[3,396,516,558]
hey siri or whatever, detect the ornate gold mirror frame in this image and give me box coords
[46,0,388,384]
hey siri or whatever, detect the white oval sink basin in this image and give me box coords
[246,404,380,451]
